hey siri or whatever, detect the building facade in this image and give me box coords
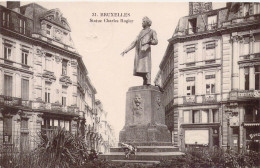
[0,2,98,151]
[159,2,260,152]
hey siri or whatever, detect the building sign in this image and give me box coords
[238,90,260,98]
[185,130,209,145]
[249,133,260,139]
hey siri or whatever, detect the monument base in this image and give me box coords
[119,85,171,145]
[119,124,171,145]
[100,85,183,164]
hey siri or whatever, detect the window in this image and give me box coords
[19,19,26,34]
[45,83,51,103]
[243,3,250,17]
[62,59,68,75]
[62,86,67,106]
[186,47,196,62]
[255,66,260,90]
[212,109,219,122]
[21,118,28,129]
[2,12,10,27]
[188,18,197,34]
[183,111,190,123]
[192,110,200,123]
[205,42,216,60]
[254,34,260,53]
[46,24,52,36]
[21,79,29,100]
[205,74,215,94]
[245,67,249,90]
[201,110,209,123]
[62,97,66,106]
[22,50,28,65]
[242,37,250,55]
[45,53,52,71]
[4,75,12,97]
[207,15,217,30]
[54,119,59,128]
[4,44,12,60]
[65,121,70,131]
[186,77,195,96]
[254,3,260,14]
[3,117,12,143]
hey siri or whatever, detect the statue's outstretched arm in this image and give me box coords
[121,37,137,56]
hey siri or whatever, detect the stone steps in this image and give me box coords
[111,160,160,165]
[100,151,184,161]
[110,146,179,152]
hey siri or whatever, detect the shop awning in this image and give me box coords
[244,123,260,127]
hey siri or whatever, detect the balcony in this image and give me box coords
[205,24,218,31]
[4,59,14,66]
[202,94,217,103]
[239,52,260,61]
[1,22,32,37]
[32,101,79,115]
[0,95,32,108]
[185,27,199,35]
[183,95,196,104]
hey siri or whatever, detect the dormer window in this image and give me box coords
[19,19,26,34]
[2,12,10,27]
[188,18,197,34]
[207,15,217,30]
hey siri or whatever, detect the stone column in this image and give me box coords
[239,68,245,90]
[249,66,255,90]
[232,35,240,90]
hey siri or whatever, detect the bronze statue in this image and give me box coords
[121,16,158,85]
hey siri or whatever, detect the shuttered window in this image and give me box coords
[21,79,29,100]
[4,75,12,97]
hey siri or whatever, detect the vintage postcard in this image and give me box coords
[0,1,260,167]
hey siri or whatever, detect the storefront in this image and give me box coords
[180,123,220,150]
[244,123,260,152]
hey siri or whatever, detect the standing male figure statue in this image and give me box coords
[121,16,158,85]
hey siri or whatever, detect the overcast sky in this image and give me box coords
[1,1,226,140]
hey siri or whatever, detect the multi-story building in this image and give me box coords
[0,2,97,151]
[159,2,260,152]
[99,107,116,154]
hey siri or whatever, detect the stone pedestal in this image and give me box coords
[119,85,171,145]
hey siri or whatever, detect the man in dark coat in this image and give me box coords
[121,16,158,85]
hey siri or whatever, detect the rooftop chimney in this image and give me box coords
[189,2,212,15]
[7,1,20,9]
